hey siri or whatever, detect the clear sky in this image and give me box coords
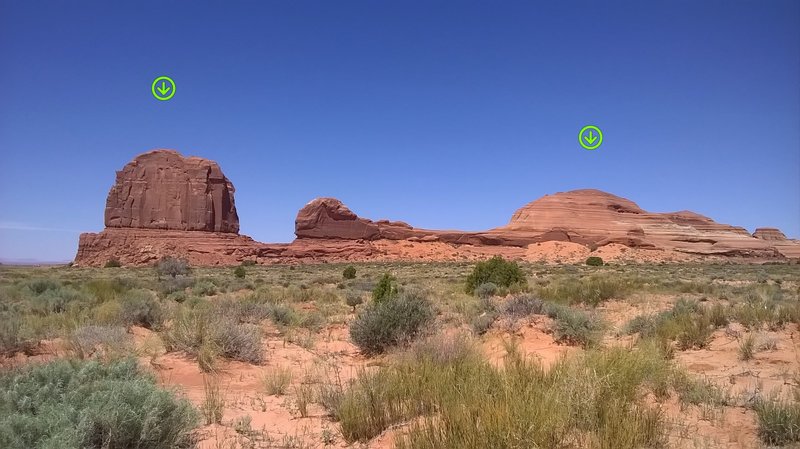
[1,1,798,262]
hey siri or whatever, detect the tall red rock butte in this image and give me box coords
[74,150,800,266]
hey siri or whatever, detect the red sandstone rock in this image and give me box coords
[754,228,788,241]
[74,151,799,266]
[105,149,239,233]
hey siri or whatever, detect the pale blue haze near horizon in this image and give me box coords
[1,0,799,262]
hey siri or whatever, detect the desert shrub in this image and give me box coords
[269,303,298,326]
[473,282,498,299]
[471,313,496,335]
[544,302,604,347]
[0,358,197,449]
[623,299,719,350]
[0,311,33,356]
[346,291,364,312]
[754,398,800,445]
[164,308,265,365]
[70,325,132,359]
[159,275,194,295]
[30,287,84,315]
[739,333,756,361]
[241,259,257,266]
[350,290,435,354]
[464,256,527,295]
[372,273,398,302]
[156,256,190,278]
[343,265,357,280]
[104,259,122,268]
[536,275,630,306]
[118,289,163,329]
[23,278,60,295]
[233,266,246,279]
[586,256,604,266]
[193,280,217,296]
[501,294,544,319]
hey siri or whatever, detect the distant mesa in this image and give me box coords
[74,149,800,266]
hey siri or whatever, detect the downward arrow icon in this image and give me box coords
[584,130,597,145]
[157,81,171,96]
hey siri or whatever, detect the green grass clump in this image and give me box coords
[464,256,527,295]
[623,299,719,350]
[335,336,672,448]
[0,358,197,449]
[754,398,800,445]
[350,289,435,354]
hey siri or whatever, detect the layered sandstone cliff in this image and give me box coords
[74,150,799,266]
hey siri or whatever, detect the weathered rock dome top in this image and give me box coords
[104,149,239,233]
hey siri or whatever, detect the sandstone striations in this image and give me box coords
[105,150,239,233]
[74,150,800,266]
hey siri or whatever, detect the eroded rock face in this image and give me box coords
[105,149,239,233]
[754,228,788,241]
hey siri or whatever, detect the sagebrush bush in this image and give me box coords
[104,258,121,268]
[345,291,364,312]
[0,358,197,449]
[193,280,217,296]
[586,256,604,266]
[156,256,190,278]
[343,265,357,280]
[233,266,246,279]
[350,290,435,354]
[118,289,163,329]
[544,302,604,347]
[473,282,498,299]
[501,294,544,319]
[70,325,132,359]
[164,307,265,365]
[464,256,527,295]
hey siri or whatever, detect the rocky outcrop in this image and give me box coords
[75,150,799,266]
[754,228,788,241]
[105,150,239,233]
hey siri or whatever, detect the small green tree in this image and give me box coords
[234,266,246,279]
[346,292,364,312]
[372,273,397,303]
[342,265,357,280]
[464,256,527,295]
[586,256,604,266]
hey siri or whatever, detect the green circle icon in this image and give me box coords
[579,125,603,150]
[151,76,176,101]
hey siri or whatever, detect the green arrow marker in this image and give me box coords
[151,76,176,101]
[579,125,603,150]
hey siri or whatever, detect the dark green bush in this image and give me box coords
[104,259,122,268]
[343,265,357,280]
[350,290,435,354]
[0,358,197,449]
[233,266,246,279]
[586,256,604,266]
[464,256,527,295]
[372,273,397,303]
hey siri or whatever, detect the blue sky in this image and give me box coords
[1,1,798,262]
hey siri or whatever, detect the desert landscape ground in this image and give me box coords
[1,261,799,448]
